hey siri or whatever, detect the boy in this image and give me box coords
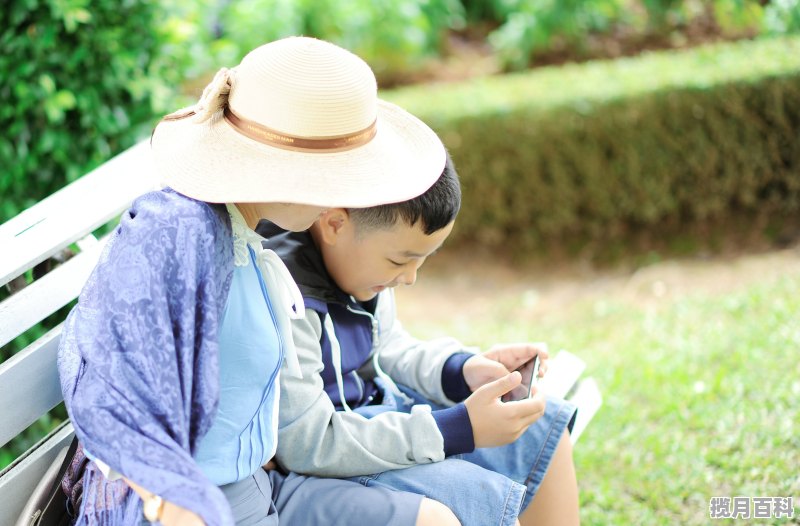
[258,154,579,526]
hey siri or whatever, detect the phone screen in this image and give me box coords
[501,355,540,402]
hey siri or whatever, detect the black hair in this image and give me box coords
[347,151,461,235]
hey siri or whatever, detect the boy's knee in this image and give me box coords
[416,497,461,526]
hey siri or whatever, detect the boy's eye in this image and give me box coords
[388,259,404,266]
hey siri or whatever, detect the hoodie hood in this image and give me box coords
[257,220,348,305]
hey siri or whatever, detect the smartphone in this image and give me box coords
[501,355,540,402]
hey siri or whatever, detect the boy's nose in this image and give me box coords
[397,267,417,286]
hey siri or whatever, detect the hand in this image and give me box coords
[462,354,509,392]
[463,343,549,392]
[160,502,206,526]
[464,372,546,448]
[484,342,549,376]
[125,478,205,526]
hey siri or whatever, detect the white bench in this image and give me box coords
[0,141,601,523]
[0,140,156,524]
[539,350,602,445]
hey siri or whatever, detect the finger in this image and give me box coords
[467,355,509,375]
[487,358,511,376]
[538,360,548,377]
[520,394,547,423]
[474,371,521,400]
[532,342,549,360]
[464,356,510,391]
[530,386,546,402]
[513,342,549,369]
[488,343,535,365]
[519,407,546,428]
[506,390,546,417]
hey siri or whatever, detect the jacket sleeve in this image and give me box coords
[57,191,233,525]
[370,289,477,405]
[276,308,447,477]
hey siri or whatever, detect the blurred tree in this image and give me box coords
[0,0,186,223]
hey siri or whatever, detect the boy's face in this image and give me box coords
[312,209,454,302]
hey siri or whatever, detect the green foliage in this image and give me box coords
[181,0,466,84]
[640,0,685,30]
[488,0,627,69]
[165,0,797,75]
[384,36,800,252]
[763,0,800,35]
[0,404,67,472]
[0,0,181,224]
[468,0,796,70]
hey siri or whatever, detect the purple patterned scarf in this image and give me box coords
[58,189,235,525]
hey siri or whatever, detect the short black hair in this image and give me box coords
[347,152,461,235]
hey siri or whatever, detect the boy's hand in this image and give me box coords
[485,342,549,376]
[462,354,509,391]
[463,343,549,391]
[464,372,546,448]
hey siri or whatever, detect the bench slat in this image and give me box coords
[0,239,105,347]
[539,350,587,399]
[0,328,63,449]
[0,423,74,526]
[0,140,156,287]
[568,378,603,445]
[537,351,601,445]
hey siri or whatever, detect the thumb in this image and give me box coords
[473,371,521,401]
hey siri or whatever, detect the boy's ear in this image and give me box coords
[315,208,350,245]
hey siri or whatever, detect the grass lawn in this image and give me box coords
[396,248,800,525]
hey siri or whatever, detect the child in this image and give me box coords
[260,154,580,526]
[57,37,460,526]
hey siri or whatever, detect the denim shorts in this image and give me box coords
[195,467,422,526]
[348,383,577,526]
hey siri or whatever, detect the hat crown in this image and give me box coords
[228,37,378,138]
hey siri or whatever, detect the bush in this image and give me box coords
[383,36,800,252]
[0,0,180,224]
[466,0,795,70]
[486,0,629,69]
[180,0,466,86]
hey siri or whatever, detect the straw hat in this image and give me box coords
[151,36,445,207]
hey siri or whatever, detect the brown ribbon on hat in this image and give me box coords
[223,107,377,153]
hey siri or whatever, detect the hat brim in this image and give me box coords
[151,100,445,208]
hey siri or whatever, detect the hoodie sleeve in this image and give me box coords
[371,289,478,405]
[276,308,449,477]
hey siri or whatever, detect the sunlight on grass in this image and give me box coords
[400,269,800,525]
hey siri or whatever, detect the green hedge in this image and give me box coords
[0,0,178,224]
[384,36,800,252]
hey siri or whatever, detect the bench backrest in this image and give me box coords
[0,140,156,523]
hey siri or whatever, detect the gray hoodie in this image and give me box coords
[277,290,476,476]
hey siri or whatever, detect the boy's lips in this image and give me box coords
[371,282,398,294]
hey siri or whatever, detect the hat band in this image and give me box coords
[224,107,377,153]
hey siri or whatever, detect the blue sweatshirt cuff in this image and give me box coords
[432,403,475,456]
[441,352,474,402]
